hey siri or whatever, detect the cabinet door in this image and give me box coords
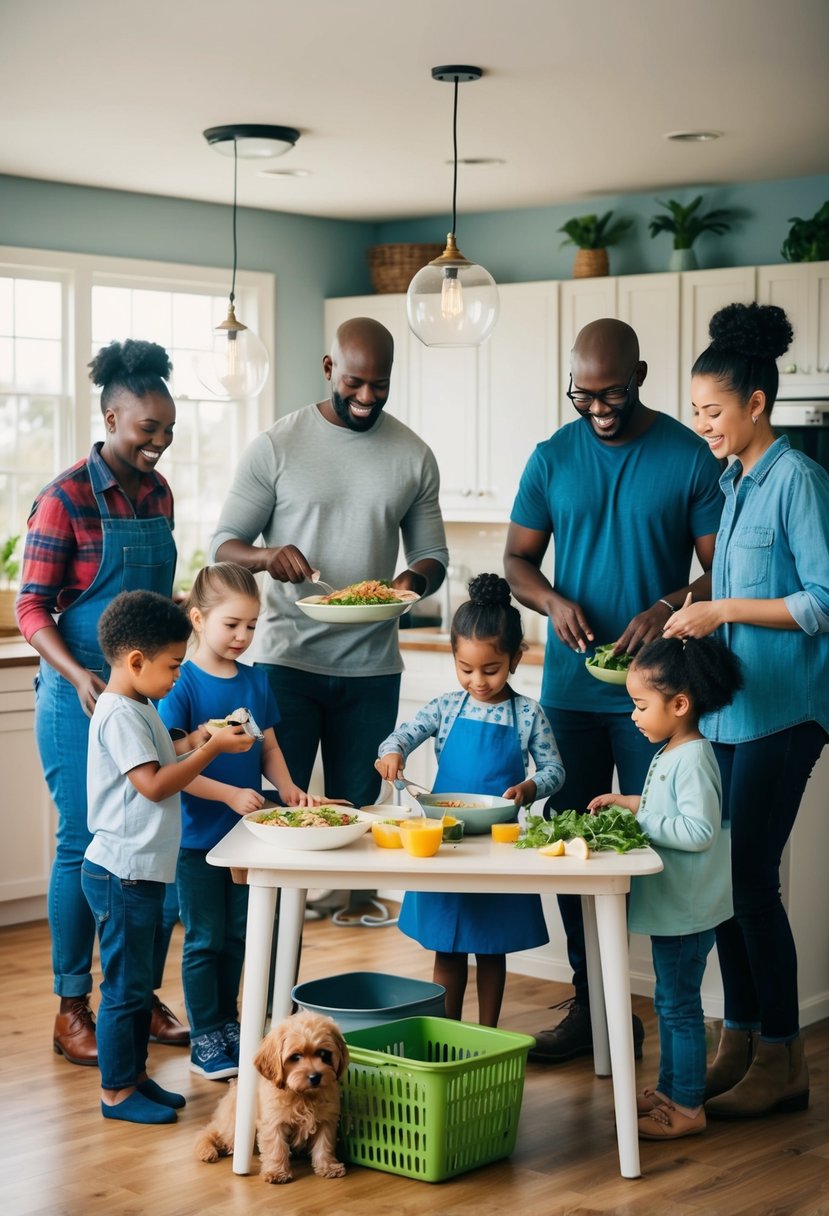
[558,278,617,402]
[0,672,54,905]
[679,268,756,426]
[407,344,479,511]
[757,261,829,378]
[478,282,559,516]
[324,294,410,422]
[617,273,680,418]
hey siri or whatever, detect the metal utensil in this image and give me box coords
[393,777,432,798]
[309,570,335,596]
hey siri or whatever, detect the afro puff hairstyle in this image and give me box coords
[98,590,191,664]
[88,339,173,412]
[691,301,793,410]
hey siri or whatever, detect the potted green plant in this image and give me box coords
[558,211,634,278]
[648,195,736,271]
[0,534,21,636]
[781,201,829,263]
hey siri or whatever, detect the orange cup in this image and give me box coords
[400,821,444,857]
[371,821,403,849]
[491,822,521,843]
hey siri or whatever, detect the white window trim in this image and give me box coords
[0,244,276,459]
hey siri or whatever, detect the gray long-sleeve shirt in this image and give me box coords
[211,403,448,676]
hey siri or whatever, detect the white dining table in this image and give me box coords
[206,822,662,1180]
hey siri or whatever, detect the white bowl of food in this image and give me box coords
[242,806,372,850]
[296,579,419,624]
[584,644,632,686]
[417,793,517,835]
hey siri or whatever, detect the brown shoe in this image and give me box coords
[53,998,98,1066]
[705,1035,809,1119]
[149,994,190,1046]
[638,1103,706,1140]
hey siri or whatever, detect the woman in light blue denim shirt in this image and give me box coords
[666,303,829,1122]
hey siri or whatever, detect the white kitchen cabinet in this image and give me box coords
[0,662,55,925]
[679,267,756,425]
[617,273,681,418]
[757,260,829,378]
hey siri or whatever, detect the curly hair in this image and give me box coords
[691,302,793,412]
[631,635,743,719]
[185,562,260,619]
[88,339,174,412]
[450,572,525,656]
[98,590,191,664]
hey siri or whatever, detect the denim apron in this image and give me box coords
[34,474,176,994]
[398,693,549,954]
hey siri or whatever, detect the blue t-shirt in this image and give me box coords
[511,413,723,711]
[158,662,280,850]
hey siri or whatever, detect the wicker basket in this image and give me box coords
[572,248,609,279]
[367,243,444,294]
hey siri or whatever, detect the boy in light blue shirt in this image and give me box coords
[83,590,254,1126]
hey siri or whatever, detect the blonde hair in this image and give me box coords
[185,562,260,619]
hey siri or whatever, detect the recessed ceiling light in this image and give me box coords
[446,157,506,166]
[664,130,723,143]
[259,168,311,178]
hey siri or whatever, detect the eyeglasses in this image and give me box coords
[567,368,639,413]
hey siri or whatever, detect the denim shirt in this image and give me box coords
[703,436,829,744]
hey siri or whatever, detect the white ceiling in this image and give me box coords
[2,0,828,223]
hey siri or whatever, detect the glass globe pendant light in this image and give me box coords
[407,66,499,348]
[196,124,299,398]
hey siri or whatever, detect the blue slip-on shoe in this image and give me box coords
[137,1078,186,1109]
[190,1030,238,1080]
[101,1091,176,1124]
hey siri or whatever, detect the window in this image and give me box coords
[0,247,274,585]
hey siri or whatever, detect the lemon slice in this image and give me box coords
[564,836,590,860]
[539,839,565,857]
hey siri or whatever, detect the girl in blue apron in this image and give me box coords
[376,573,565,1026]
[16,340,182,1066]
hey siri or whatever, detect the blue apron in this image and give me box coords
[34,471,177,986]
[398,693,549,954]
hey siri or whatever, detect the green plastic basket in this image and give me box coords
[340,1016,534,1183]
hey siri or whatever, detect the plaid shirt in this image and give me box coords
[16,443,174,643]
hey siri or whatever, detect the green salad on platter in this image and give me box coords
[516,807,650,853]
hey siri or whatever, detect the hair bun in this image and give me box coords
[708,302,792,361]
[88,339,173,387]
[467,572,511,608]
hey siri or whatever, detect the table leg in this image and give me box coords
[269,887,307,1025]
[582,894,610,1077]
[232,883,277,1175]
[594,892,640,1179]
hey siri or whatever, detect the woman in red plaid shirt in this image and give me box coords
[16,339,188,1065]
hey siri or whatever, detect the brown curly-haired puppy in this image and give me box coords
[194,1010,349,1184]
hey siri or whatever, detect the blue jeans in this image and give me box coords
[713,721,827,1039]
[257,665,401,809]
[651,930,716,1108]
[81,861,162,1090]
[541,707,657,1006]
[177,848,248,1038]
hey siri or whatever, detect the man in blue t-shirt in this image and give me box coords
[505,317,723,1063]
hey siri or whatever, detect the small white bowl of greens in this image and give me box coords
[585,643,632,686]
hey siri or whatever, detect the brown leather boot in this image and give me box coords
[149,994,190,1046]
[706,1035,809,1119]
[53,997,97,1066]
[704,1026,758,1099]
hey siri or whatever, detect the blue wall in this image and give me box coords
[377,174,829,283]
[0,174,375,413]
[2,171,828,411]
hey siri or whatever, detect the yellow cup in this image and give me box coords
[491,822,521,843]
[400,821,444,857]
[371,820,404,849]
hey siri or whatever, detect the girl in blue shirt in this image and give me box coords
[589,634,743,1141]
[159,563,318,1081]
[376,573,565,1027]
[665,303,829,1120]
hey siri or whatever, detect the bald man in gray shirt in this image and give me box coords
[212,317,448,810]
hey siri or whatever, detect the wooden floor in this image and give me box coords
[3,906,829,1216]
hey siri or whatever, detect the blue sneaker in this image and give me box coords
[222,1020,241,1067]
[190,1030,238,1080]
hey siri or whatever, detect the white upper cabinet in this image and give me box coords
[756,261,829,381]
[679,267,756,425]
[616,273,681,419]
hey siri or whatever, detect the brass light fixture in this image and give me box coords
[196,124,299,398]
[406,66,499,347]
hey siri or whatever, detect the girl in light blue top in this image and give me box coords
[589,634,743,1143]
[665,303,829,1121]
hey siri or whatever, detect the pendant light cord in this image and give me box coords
[451,75,459,236]
[229,138,239,306]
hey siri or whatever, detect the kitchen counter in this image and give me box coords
[0,637,37,668]
[400,627,545,666]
